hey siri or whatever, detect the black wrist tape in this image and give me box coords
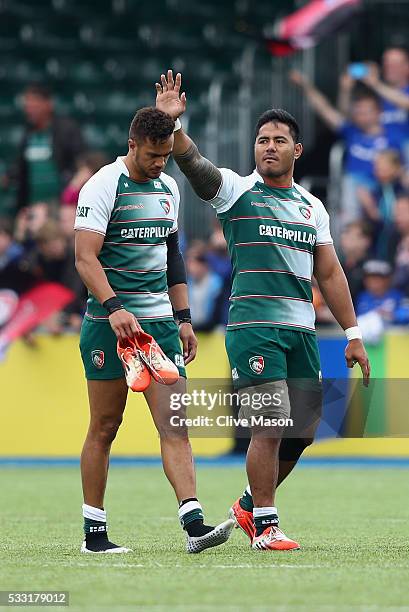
[103,296,124,315]
[176,308,191,324]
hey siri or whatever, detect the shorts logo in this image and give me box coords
[160,199,171,215]
[249,355,265,374]
[91,350,105,369]
[232,367,239,380]
[299,206,311,220]
[174,354,184,367]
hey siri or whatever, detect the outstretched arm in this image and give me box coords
[289,70,345,131]
[363,63,409,110]
[313,244,370,386]
[156,70,222,201]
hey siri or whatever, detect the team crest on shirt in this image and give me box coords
[299,205,311,220]
[159,199,171,215]
[91,350,105,369]
[249,356,265,374]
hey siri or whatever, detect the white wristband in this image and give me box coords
[173,118,182,132]
[345,326,362,341]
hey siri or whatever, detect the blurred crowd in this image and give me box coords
[1,47,409,339]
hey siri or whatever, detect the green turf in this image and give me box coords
[0,466,408,612]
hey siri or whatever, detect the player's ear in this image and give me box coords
[294,143,303,160]
[128,138,136,152]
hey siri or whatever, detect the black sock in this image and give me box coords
[85,532,119,551]
[179,498,214,537]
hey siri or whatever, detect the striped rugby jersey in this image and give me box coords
[210,168,333,333]
[74,156,179,322]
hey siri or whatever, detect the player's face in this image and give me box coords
[254,122,302,179]
[128,136,174,179]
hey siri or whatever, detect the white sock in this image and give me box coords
[245,484,251,495]
[253,506,278,518]
[82,504,106,522]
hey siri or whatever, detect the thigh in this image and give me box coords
[80,318,124,380]
[225,327,287,390]
[141,320,186,378]
[87,378,128,425]
[286,332,322,436]
[143,376,187,436]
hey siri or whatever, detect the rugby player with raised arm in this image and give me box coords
[156,71,370,551]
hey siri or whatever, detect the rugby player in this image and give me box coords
[156,71,370,551]
[74,107,234,554]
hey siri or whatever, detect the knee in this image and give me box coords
[89,416,123,446]
[279,437,313,462]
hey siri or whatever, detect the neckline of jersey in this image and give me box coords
[255,180,294,193]
[117,156,155,186]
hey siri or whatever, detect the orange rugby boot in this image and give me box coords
[229,498,255,541]
[117,336,151,392]
[251,526,300,551]
[135,330,180,385]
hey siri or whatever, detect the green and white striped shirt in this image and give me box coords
[210,168,333,333]
[74,156,179,322]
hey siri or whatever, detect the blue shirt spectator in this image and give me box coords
[356,260,409,325]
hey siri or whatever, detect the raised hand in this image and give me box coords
[155,70,186,120]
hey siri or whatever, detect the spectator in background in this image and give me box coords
[8,83,86,214]
[339,221,373,304]
[61,151,108,206]
[389,193,409,274]
[357,149,404,259]
[361,47,409,158]
[356,259,409,326]
[0,217,35,295]
[206,225,232,327]
[289,70,402,223]
[186,244,223,332]
[29,220,86,332]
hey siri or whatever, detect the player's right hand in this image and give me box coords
[155,70,186,120]
[108,309,142,340]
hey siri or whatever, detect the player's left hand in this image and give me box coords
[345,339,370,387]
[179,322,197,365]
[155,69,186,120]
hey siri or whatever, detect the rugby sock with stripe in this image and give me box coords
[178,498,214,537]
[83,504,107,535]
[253,506,279,537]
[239,485,254,512]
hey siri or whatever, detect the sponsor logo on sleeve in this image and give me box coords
[76,206,91,218]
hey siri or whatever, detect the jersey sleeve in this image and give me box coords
[315,199,333,246]
[161,173,180,233]
[208,168,250,214]
[74,171,116,235]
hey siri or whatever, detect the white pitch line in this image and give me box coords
[41,562,327,569]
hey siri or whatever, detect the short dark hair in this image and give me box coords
[24,83,52,99]
[129,107,175,144]
[384,46,409,61]
[352,88,382,109]
[255,109,300,143]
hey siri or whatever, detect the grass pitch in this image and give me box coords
[0,464,408,612]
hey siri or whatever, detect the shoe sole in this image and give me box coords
[80,542,133,554]
[187,519,235,553]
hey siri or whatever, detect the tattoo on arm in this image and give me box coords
[174,143,222,201]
